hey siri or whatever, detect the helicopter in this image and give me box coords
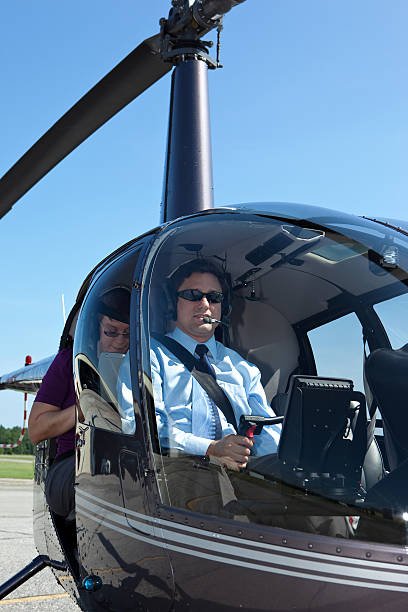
[1,0,408,610]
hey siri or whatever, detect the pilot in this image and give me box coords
[151,258,281,470]
[28,287,130,519]
[150,261,352,537]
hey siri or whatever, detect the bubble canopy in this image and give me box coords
[141,206,408,545]
[73,204,408,547]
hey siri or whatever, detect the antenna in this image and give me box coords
[61,293,66,324]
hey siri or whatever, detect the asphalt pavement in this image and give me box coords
[0,479,80,611]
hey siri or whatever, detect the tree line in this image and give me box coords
[0,426,35,455]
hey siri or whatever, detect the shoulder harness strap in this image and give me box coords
[152,333,238,431]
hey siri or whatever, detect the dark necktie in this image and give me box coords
[195,344,216,377]
[194,344,223,439]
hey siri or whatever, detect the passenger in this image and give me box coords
[28,288,130,518]
[151,259,281,470]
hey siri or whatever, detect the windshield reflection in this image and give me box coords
[143,209,408,546]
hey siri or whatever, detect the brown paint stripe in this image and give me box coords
[0,592,69,605]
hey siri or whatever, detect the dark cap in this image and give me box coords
[97,287,130,324]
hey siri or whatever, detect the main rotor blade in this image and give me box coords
[0,34,171,220]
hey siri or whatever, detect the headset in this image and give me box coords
[164,258,232,322]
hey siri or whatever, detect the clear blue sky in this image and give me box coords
[0,0,407,427]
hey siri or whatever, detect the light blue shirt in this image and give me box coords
[151,328,281,456]
[117,369,135,434]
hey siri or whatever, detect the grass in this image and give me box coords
[0,455,34,479]
[0,454,34,460]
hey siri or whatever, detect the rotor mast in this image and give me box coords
[160,0,246,223]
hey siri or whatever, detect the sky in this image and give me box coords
[0,0,407,428]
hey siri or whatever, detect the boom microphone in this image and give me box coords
[202,316,229,327]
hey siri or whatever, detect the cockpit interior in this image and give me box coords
[74,206,408,546]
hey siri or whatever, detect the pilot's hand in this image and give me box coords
[206,434,253,471]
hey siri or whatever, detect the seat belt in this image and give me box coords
[152,333,238,432]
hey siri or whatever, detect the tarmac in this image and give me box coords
[0,479,80,611]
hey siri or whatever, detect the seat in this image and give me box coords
[356,344,408,543]
[364,343,408,471]
[232,301,300,403]
[75,353,125,432]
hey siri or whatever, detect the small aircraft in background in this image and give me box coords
[1,1,408,610]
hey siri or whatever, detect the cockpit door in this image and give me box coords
[74,236,174,611]
[118,233,175,609]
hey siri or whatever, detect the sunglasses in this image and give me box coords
[101,326,130,338]
[177,289,224,304]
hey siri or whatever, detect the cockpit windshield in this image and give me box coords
[142,209,408,546]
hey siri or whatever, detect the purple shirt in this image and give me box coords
[35,347,76,456]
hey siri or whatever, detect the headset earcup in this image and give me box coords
[221,274,232,319]
[222,301,232,318]
[163,280,177,320]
